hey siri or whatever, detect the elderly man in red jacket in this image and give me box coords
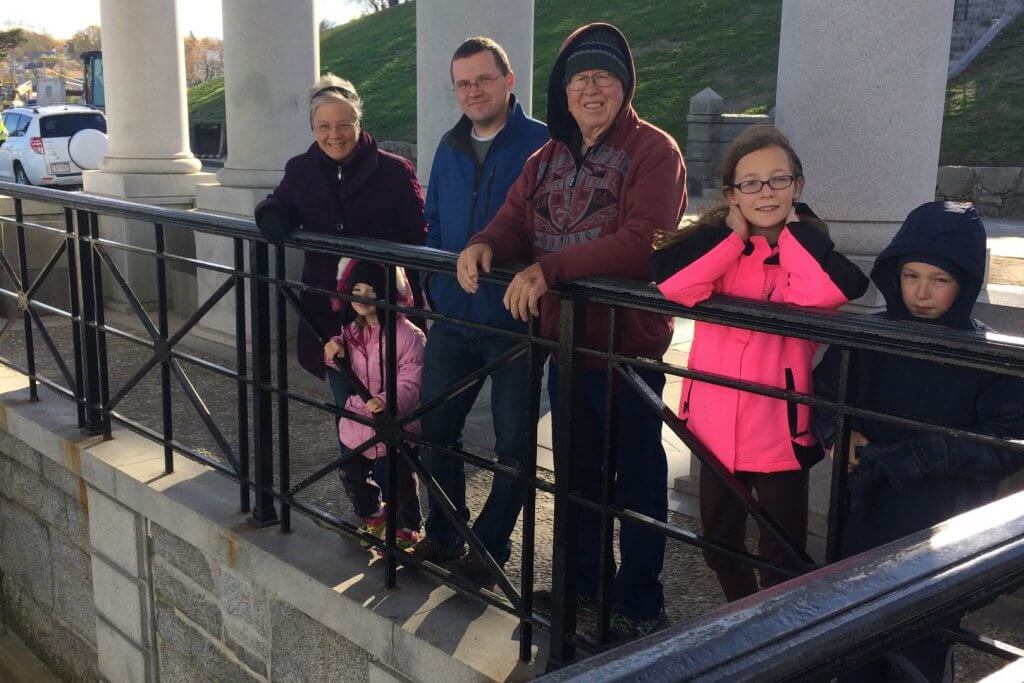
[457,23,687,642]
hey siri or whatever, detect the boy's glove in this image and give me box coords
[255,205,298,245]
[855,434,955,492]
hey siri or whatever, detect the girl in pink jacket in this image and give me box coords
[324,259,425,552]
[649,124,868,600]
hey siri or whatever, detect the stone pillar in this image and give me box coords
[84,0,213,314]
[774,1,955,545]
[192,0,317,344]
[415,0,534,182]
[775,1,955,272]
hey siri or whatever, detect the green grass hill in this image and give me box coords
[188,1,1023,167]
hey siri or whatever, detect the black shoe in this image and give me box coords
[607,609,668,644]
[409,537,466,564]
[532,589,597,618]
[450,553,499,589]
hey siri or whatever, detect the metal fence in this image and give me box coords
[1,180,1022,678]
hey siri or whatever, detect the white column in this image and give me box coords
[96,0,201,175]
[775,1,955,549]
[84,0,213,314]
[192,0,317,344]
[215,0,319,189]
[775,1,954,260]
[415,0,534,182]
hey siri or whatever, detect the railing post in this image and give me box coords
[74,209,104,435]
[826,348,855,562]
[14,198,37,401]
[247,240,279,527]
[155,223,174,474]
[64,207,85,428]
[548,295,586,670]
[274,243,291,533]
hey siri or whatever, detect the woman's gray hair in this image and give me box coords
[309,73,363,124]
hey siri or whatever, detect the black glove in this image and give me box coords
[856,433,955,493]
[255,205,298,245]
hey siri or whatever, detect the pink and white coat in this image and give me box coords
[325,259,425,460]
[649,213,868,473]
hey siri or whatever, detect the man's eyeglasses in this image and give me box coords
[566,72,618,92]
[314,121,359,135]
[728,175,799,195]
[451,73,503,93]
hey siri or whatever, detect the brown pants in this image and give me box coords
[699,461,809,602]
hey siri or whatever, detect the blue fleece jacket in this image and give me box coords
[424,94,548,334]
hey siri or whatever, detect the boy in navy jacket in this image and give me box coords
[814,201,1024,682]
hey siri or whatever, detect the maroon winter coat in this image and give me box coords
[255,133,427,379]
[468,23,686,362]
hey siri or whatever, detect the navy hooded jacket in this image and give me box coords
[423,94,548,334]
[813,201,1024,556]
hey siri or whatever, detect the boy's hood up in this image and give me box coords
[870,201,986,330]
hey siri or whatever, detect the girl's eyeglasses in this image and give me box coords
[729,175,799,195]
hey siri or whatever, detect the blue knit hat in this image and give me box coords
[562,29,630,90]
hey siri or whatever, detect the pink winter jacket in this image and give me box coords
[648,213,869,473]
[324,317,426,460]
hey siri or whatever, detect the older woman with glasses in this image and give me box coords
[255,73,426,418]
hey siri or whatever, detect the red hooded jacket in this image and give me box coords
[469,23,687,361]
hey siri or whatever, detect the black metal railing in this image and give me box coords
[1,180,1022,678]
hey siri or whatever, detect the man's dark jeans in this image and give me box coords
[548,363,669,621]
[420,324,535,566]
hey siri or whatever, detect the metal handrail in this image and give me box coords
[1,180,1022,674]
[540,490,1024,682]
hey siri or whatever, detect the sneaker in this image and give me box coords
[532,589,597,618]
[450,552,498,589]
[396,527,421,552]
[358,511,387,550]
[607,609,668,644]
[409,537,466,564]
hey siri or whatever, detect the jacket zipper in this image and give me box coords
[482,167,497,223]
[562,143,598,235]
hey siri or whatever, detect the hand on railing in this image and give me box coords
[456,243,493,293]
[255,205,297,246]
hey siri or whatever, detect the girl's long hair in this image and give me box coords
[654,124,815,250]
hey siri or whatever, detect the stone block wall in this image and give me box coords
[0,431,99,682]
[684,87,771,198]
[0,429,387,682]
[936,166,1024,217]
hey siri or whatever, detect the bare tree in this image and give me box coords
[357,0,402,13]
[0,28,27,62]
[68,25,101,57]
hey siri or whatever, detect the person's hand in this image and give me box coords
[456,243,493,293]
[503,263,549,321]
[725,202,749,240]
[324,339,345,363]
[847,430,869,472]
[365,397,385,414]
[255,205,297,246]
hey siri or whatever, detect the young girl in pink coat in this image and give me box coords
[648,124,868,600]
[324,259,425,551]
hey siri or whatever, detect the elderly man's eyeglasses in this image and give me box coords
[567,72,617,92]
[451,74,502,93]
[315,121,358,135]
[729,175,799,195]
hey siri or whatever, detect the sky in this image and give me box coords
[0,0,363,39]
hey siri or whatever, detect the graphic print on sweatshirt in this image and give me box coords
[532,146,631,253]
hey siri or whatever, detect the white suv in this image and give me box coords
[0,105,107,188]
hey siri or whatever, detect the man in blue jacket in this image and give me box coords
[412,37,548,585]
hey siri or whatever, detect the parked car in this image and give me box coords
[0,105,107,188]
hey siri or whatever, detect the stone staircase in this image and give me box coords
[949,0,1018,63]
